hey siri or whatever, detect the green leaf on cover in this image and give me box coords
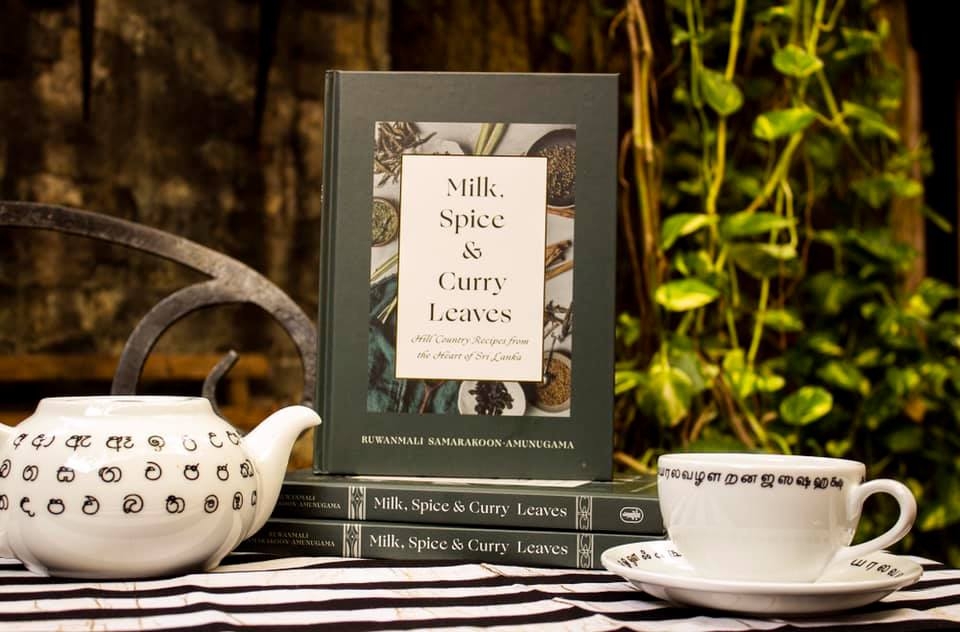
[780,386,833,425]
[655,279,720,311]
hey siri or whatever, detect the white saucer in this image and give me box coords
[601,540,922,616]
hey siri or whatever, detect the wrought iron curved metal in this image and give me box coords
[0,201,317,413]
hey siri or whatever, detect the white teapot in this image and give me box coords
[0,395,320,578]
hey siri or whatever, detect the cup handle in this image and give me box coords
[831,478,917,566]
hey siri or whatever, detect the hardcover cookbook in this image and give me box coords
[317,71,618,478]
[245,518,660,570]
[273,470,663,534]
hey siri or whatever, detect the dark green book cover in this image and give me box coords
[318,70,618,478]
[244,517,660,570]
[273,470,663,535]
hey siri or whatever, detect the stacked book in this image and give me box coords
[244,471,664,569]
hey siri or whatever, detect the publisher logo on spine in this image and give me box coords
[619,507,645,524]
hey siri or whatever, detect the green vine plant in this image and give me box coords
[610,0,960,566]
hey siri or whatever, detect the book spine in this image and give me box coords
[272,481,663,535]
[314,70,340,474]
[243,518,660,570]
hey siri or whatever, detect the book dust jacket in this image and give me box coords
[318,71,617,479]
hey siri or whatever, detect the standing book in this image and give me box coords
[318,71,619,479]
[273,470,663,535]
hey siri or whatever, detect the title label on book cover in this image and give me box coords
[395,154,547,381]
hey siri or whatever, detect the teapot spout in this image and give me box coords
[242,405,321,539]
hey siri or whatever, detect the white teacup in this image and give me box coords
[657,453,917,583]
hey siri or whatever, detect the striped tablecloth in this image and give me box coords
[1,554,958,631]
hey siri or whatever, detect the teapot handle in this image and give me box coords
[0,422,12,557]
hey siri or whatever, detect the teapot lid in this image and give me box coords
[34,395,214,418]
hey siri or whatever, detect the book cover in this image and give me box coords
[318,71,618,479]
[273,470,663,535]
[243,517,660,570]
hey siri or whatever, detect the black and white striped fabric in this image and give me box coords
[0,555,958,630]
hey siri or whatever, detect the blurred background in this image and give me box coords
[0,1,958,562]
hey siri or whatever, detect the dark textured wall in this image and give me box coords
[0,0,389,396]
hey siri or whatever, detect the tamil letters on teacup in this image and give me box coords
[657,464,863,490]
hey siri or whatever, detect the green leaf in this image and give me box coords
[646,364,694,427]
[550,33,572,55]
[720,349,758,398]
[755,4,796,22]
[655,279,720,312]
[817,360,870,395]
[780,386,834,425]
[728,172,763,198]
[728,243,799,279]
[825,438,852,457]
[857,118,901,143]
[671,26,691,46]
[700,68,743,116]
[805,134,840,169]
[806,272,857,315]
[906,278,958,318]
[756,373,786,392]
[772,44,824,78]
[616,313,643,347]
[849,229,917,267]
[806,333,845,357]
[673,249,713,278]
[753,107,816,141]
[614,369,646,395]
[918,477,960,531]
[852,174,923,209]
[853,348,886,368]
[835,21,888,60]
[889,174,924,198]
[761,308,804,332]
[661,213,717,250]
[842,101,901,142]
[667,343,713,394]
[720,211,795,239]
[886,366,921,397]
[885,426,923,454]
[851,176,892,208]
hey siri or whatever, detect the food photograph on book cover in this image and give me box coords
[367,120,575,418]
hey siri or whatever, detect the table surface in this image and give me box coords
[1,554,958,631]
